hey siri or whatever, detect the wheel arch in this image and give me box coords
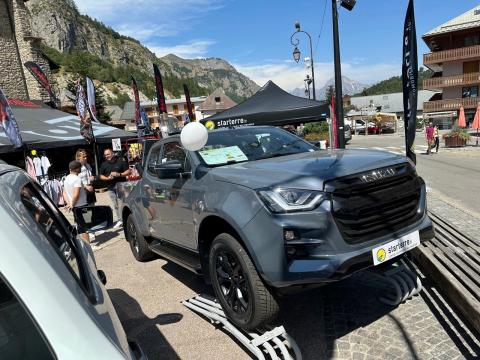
[197,215,261,284]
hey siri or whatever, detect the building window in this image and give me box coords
[465,35,480,47]
[173,104,179,114]
[462,86,478,98]
[184,104,188,112]
[215,96,221,103]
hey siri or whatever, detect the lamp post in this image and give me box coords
[304,74,313,99]
[332,0,356,149]
[291,21,316,100]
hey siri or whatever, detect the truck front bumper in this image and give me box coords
[240,196,434,289]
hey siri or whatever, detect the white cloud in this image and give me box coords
[234,60,402,91]
[74,0,225,40]
[148,40,216,58]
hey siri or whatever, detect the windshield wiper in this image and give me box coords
[209,159,249,167]
[256,152,300,160]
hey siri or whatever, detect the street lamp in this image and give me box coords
[290,21,316,100]
[332,0,356,149]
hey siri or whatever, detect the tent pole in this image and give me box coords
[93,141,99,175]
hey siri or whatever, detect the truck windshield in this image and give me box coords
[196,127,315,167]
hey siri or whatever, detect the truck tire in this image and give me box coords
[209,233,279,330]
[126,215,155,262]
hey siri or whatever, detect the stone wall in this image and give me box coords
[0,0,51,100]
[0,0,28,98]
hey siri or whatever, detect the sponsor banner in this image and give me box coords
[86,76,99,122]
[23,61,56,106]
[183,84,196,123]
[131,76,144,139]
[0,89,23,148]
[372,230,420,266]
[402,0,418,164]
[153,64,167,114]
[75,80,95,144]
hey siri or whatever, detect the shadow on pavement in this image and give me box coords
[161,262,212,295]
[275,271,412,359]
[108,288,182,360]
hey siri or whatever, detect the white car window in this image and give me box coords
[0,275,54,359]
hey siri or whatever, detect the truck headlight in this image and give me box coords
[258,188,325,213]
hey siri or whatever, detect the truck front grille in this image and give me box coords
[326,163,423,245]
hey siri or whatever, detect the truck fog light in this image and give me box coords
[284,229,298,241]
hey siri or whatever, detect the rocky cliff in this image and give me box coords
[25,0,259,103]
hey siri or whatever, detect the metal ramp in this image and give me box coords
[368,260,423,306]
[182,295,302,360]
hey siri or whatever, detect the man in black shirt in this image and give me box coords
[99,148,130,228]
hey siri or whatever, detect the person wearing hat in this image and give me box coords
[63,160,87,210]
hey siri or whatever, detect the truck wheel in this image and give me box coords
[126,215,155,262]
[209,233,279,330]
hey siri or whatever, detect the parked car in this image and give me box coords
[0,163,144,359]
[354,120,380,134]
[344,124,352,143]
[119,126,434,330]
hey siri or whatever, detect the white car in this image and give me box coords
[0,163,145,359]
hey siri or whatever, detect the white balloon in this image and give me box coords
[180,122,208,151]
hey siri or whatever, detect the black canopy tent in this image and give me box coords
[201,81,330,129]
[0,100,135,153]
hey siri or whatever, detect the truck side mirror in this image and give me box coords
[154,160,183,179]
[73,206,113,233]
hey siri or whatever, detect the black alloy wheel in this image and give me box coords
[215,250,250,314]
[126,215,155,262]
[209,233,279,330]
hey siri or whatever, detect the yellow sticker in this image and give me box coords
[205,120,215,130]
[376,248,386,263]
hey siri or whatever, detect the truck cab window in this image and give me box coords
[163,141,191,171]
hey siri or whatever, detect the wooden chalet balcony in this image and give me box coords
[423,72,480,89]
[423,97,480,112]
[424,45,480,66]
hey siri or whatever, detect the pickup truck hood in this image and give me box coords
[210,149,409,190]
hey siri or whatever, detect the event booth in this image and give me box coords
[201,81,330,129]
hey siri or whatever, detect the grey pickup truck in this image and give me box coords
[118,125,434,330]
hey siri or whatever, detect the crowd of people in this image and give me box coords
[62,147,131,243]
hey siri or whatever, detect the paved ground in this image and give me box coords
[76,190,480,360]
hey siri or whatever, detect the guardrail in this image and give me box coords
[411,211,480,334]
[423,97,480,112]
[424,45,480,65]
[423,72,480,89]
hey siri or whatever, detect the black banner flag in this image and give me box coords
[153,64,167,114]
[24,61,57,108]
[402,0,418,164]
[183,84,196,123]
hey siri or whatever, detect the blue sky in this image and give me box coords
[75,0,480,91]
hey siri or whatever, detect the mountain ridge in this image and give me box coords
[25,0,260,104]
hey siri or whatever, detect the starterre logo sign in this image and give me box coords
[359,168,396,183]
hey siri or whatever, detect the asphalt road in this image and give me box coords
[348,132,480,216]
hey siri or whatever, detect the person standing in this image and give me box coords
[433,125,440,153]
[75,149,96,205]
[425,122,435,155]
[63,161,87,210]
[99,148,130,228]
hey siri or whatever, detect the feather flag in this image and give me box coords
[86,76,99,122]
[75,79,95,144]
[153,64,167,114]
[183,84,196,124]
[0,88,23,148]
[24,61,57,108]
[131,76,144,140]
[402,0,418,164]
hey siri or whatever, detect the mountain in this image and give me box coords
[25,0,260,104]
[352,67,434,96]
[291,76,368,100]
